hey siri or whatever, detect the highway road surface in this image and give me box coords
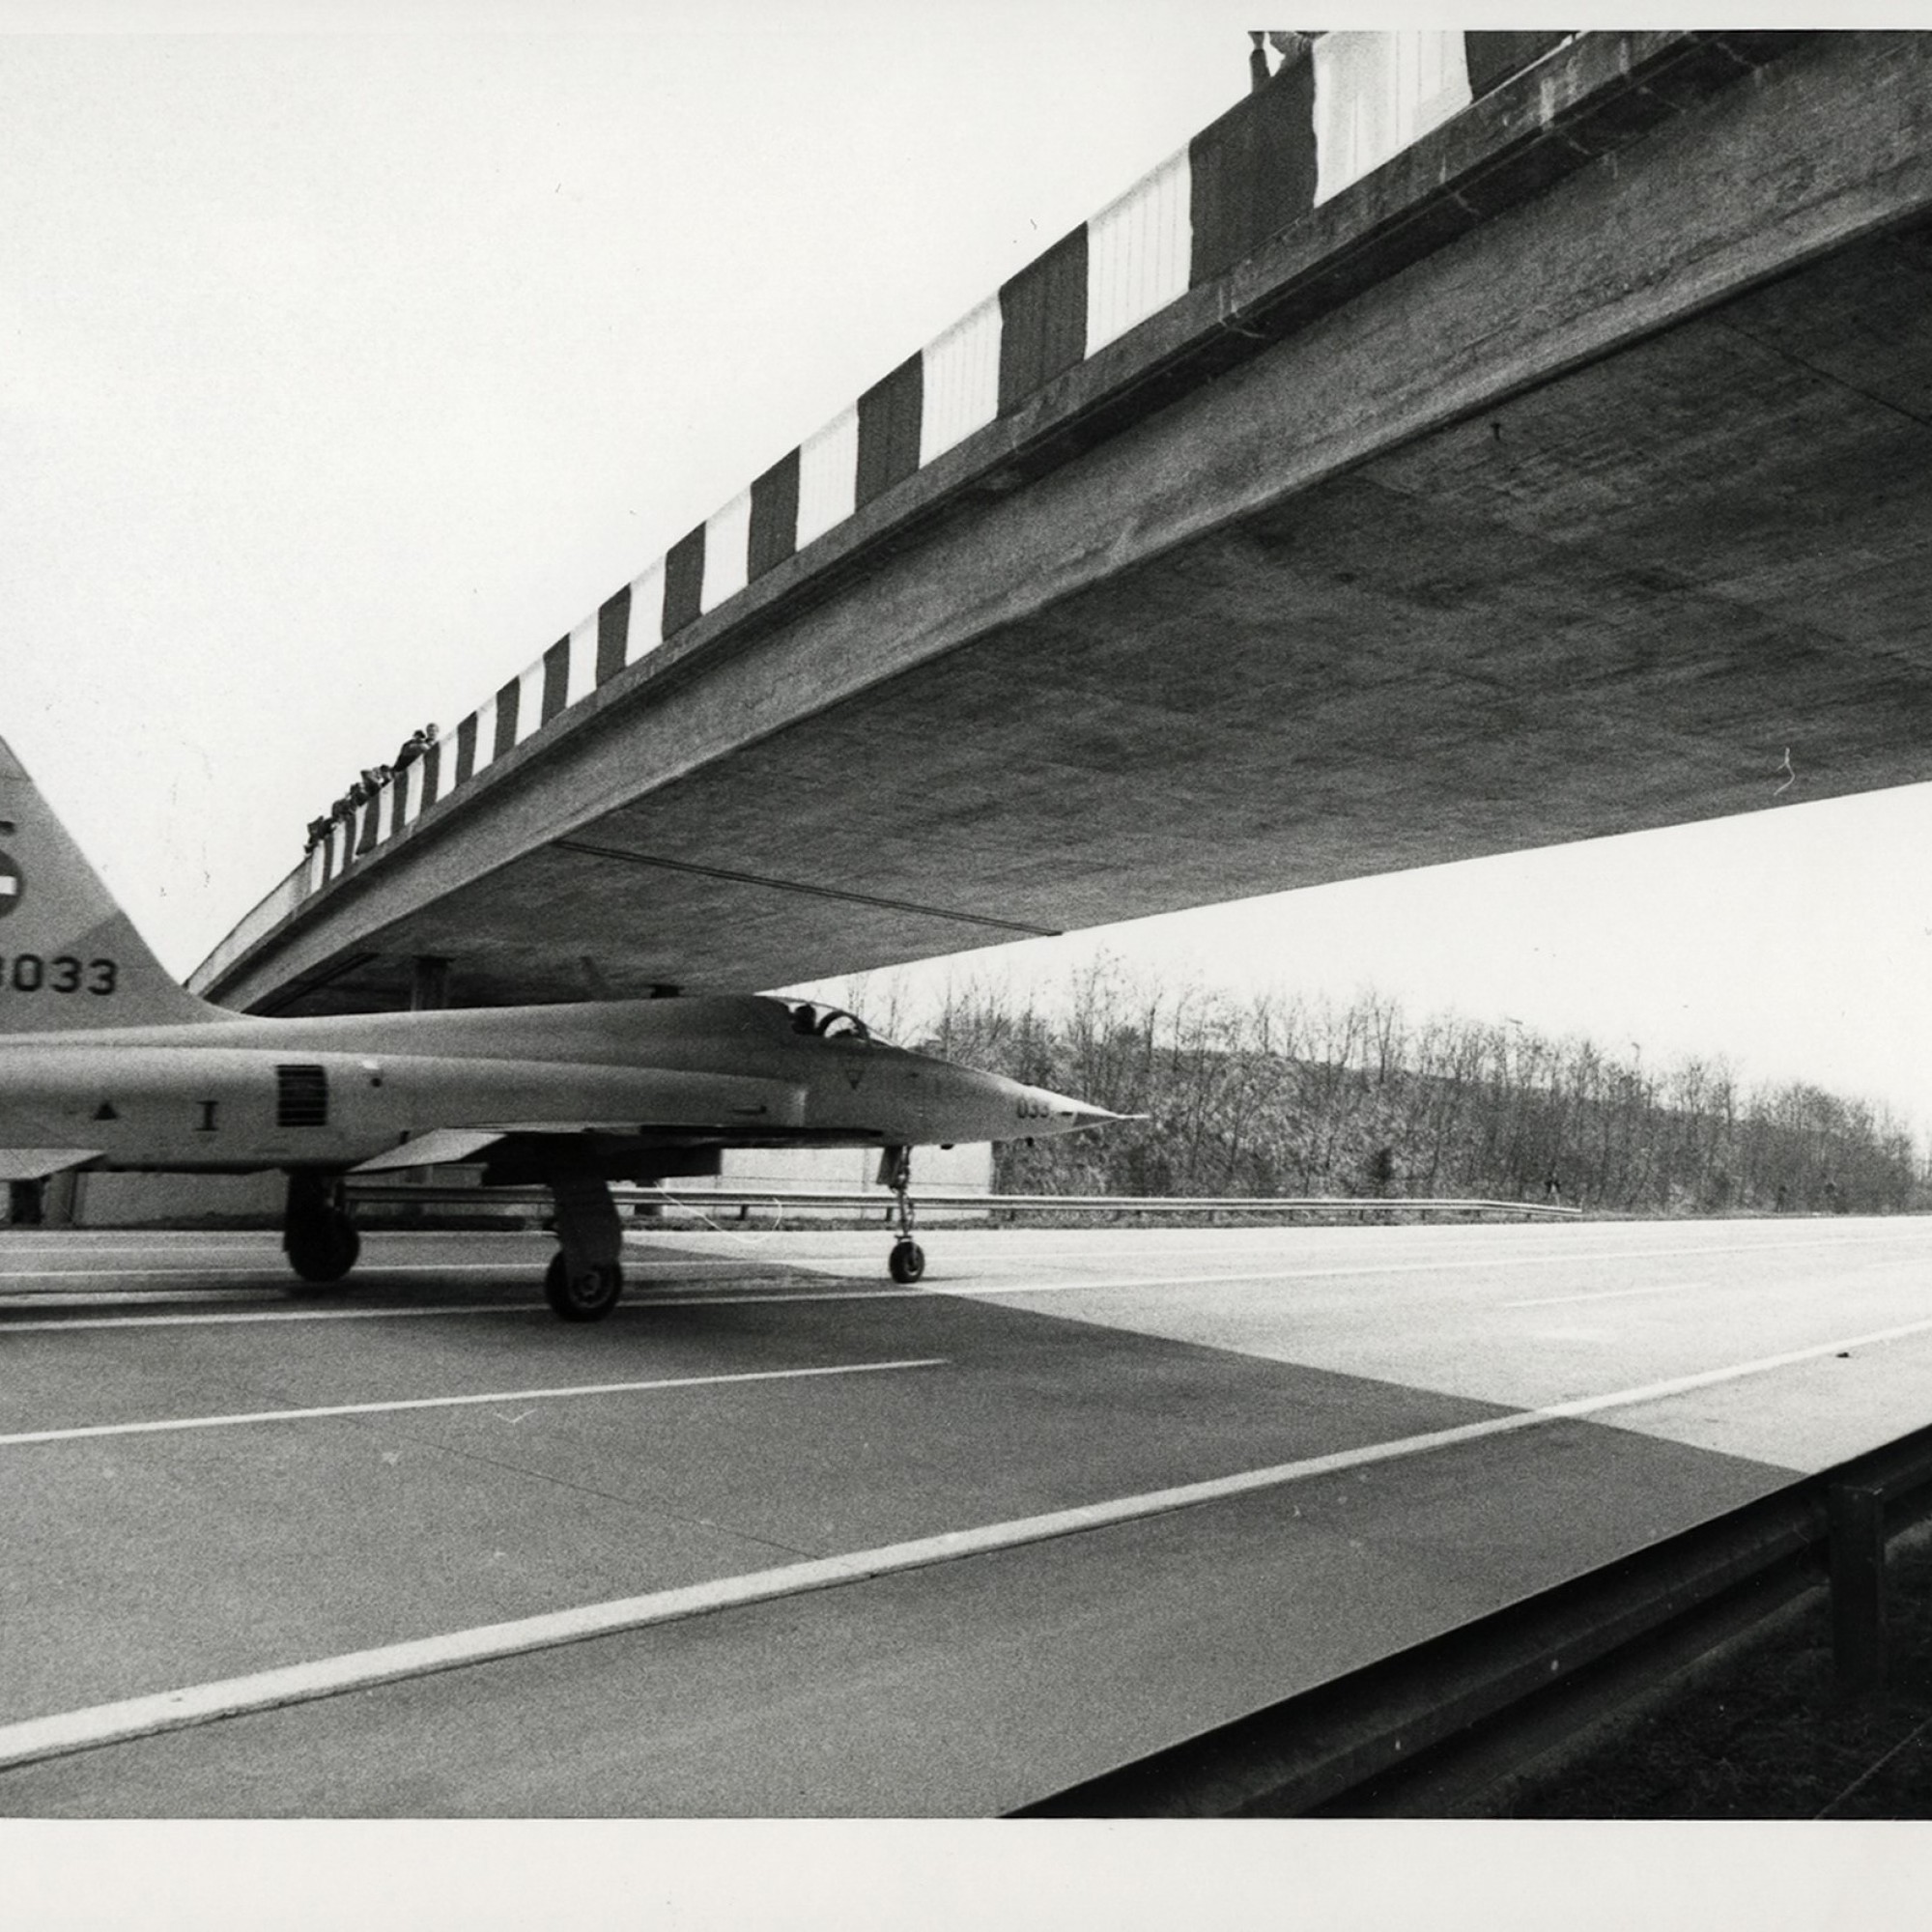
[1,1214,1928,1815]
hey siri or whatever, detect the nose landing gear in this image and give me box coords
[881,1146,925,1284]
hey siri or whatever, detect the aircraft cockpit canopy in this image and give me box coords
[784,1001,877,1043]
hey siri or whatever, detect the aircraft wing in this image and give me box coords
[349,1129,509,1174]
[348,1116,764,1175]
[0,1148,101,1180]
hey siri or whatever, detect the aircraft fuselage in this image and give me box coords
[0,995,1098,1175]
[0,730,1119,1311]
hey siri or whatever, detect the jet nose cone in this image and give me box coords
[1021,1087,1137,1134]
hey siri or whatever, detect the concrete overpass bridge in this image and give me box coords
[192,29,1932,1016]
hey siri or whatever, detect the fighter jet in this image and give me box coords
[0,736,1122,1319]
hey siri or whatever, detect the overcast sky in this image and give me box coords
[6,6,1930,1138]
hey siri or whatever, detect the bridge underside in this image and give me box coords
[215,39,1932,1014]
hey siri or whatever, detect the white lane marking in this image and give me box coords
[2,1289,297,1309]
[956,1267,1419,1294]
[0,1282,895,1329]
[768,1229,1932,1269]
[0,1234,540,1248]
[0,1266,323,1281]
[756,1235,1932,1293]
[642,1277,1373,1306]
[1,1250,1904,1329]
[11,1234,1928,1331]
[0,1284,1049,1330]
[3,1228,1923,1309]
[0,1263,833,1304]
[4,1311,1931,1774]
[935,1240,1932,1301]
[0,1357,946,1448]
[0,1302,559,1331]
[4,1228,1922,1274]
[0,1246,268,1259]
[10,1227,1931,1330]
[0,1286,903,1329]
[1510,1281,1714,1308]
[0,1264,539,1282]
[0,1240,290,1253]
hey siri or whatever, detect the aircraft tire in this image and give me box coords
[287,1212,360,1288]
[888,1238,925,1285]
[544,1252,624,1321]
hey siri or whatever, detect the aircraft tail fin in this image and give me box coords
[0,736,226,1031]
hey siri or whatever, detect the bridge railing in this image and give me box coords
[196,28,1670,996]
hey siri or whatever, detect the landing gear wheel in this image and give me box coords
[879,1146,925,1284]
[286,1212,359,1288]
[544,1251,625,1321]
[283,1173,358,1293]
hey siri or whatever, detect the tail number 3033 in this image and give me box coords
[1,954,118,995]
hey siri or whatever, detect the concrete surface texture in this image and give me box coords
[201,34,1932,1015]
[1,1214,1926,1814]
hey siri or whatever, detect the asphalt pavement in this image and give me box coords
[2,1214,1928,1814]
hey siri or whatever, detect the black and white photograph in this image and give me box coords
[4,5,1931,1924]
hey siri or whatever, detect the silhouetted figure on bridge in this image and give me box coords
[1249,30,1315,91]
[308,726,441,860]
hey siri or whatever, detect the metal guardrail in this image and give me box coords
[341,1183,1582,1221]
[1012,1419,1932,1816]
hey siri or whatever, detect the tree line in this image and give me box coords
[861,962,1921,1214]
